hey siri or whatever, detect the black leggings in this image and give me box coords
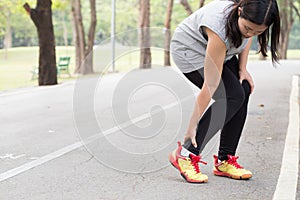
[183,56,251,161]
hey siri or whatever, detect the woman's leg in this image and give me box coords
[183,56,250,156]
[218,58,251,161]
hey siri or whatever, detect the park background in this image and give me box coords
[0,0,299,91]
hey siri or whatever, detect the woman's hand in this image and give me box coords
[239,69,254,93]
[184,128,198,148]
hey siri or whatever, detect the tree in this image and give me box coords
[164,0,174,66]
[0,0,37,48]
[71,0,97,75]
[3,10,12,50]
[23,0,57,86]
[139,0,151,69]
[180,0,193,15]
[52,0,70,47]
[179,0,206,15]
[278,0,300,59]
[0,1,16,58]
[199,0,205,8]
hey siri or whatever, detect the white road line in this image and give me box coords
[0,95,194,182]
[0,142,82,182]
[273,75,299,200]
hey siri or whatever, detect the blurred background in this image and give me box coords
[0,0,299,91]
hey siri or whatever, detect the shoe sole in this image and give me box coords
[213,170,252,180]
[168,153,208,183]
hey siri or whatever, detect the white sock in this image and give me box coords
[180,146,193,157]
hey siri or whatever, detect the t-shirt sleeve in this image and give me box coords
[197,13,227,44]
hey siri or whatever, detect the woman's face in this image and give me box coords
[237,7,268,38]
[238,17,268,38]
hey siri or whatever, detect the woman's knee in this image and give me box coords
[230,80,251,108]
[241,80,251,97]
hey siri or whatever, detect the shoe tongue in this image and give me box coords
[228,155,238,161]
[227,155,243,168]
[189,153,195,159]
[189,154,200,162]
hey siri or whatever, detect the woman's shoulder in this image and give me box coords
[196,1,234,41]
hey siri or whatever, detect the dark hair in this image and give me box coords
[226,0,281,63]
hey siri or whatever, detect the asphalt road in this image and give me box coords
[0,60,299,200]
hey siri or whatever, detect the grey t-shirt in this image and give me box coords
[171,0,249,73]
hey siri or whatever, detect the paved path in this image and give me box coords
[0,60,299,200]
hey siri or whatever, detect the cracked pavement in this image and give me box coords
[0,60,300,200]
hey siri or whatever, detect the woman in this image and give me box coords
[169,0,280,183]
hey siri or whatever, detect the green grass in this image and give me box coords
[0,46,75,91]
[0,46,299,91]
[286,49,300,59]
[0,45,167,91]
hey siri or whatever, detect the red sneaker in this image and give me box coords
[213,155,252,180]
[168,141,208,183]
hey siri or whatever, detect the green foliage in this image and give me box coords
[0,0,37,46]
[0,0,300,48]
[115,0,139,45]
[52,0,69,9]
[289,23,300,49]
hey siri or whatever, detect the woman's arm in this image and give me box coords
[185,27,226,148]
[238,37,254,93]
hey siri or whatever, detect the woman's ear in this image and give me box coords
[238,7,242,16]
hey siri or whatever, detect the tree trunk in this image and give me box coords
[278,0,293,59]
[4,12,12,48]
[24,1,57,86]
[199,0,205,8]
[164,0,173,66]
[61,11,69,47]
[83,0,96,74]
[3,11,12,59]
[139,0,151,69]
[71,0,96,74]
[71,0,85,74]
[180,0,193,15]
[71,1,80,74]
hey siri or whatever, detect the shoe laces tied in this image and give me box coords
[189,154,207,173]
[227,155,243,169]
